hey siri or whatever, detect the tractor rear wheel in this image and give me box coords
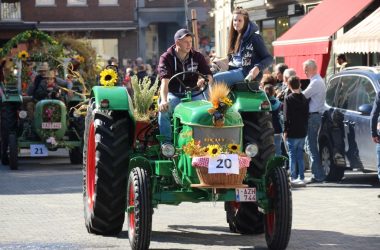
[1,103,18,166]
[264,167,292,250]
[225,112,275,234]
[8,133,18,170]
[83,101,130,235]
[127,167,152,250]
[225,201,264,234]
[69,147,82,164]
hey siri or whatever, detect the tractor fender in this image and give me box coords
[129,156,153,175]
[92,86,133,113]
[265,155,287,175]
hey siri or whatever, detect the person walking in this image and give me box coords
[303,59,326,183]
[283,76,309,185]
[370,91,380,185]
[213,7,272,85]
[157,28,213,142]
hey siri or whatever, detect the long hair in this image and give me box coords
[228,8,250,55]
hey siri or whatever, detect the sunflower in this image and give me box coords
[74,55,85,64]
[208,144,221,157]
[18,50,29,61]
[100,68,118,86]
[228,143,240,154]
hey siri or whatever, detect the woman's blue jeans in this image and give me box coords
[287,137,306,180]
[213,68,245,86]
[376,143,380,181]
[158,92,206,142]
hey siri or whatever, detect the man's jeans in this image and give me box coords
[274,133,282,156]
[305,113,326,181]
[158,92,205,142]
[376,143,380,181]
[213,68,244,86]
[287,137,306,180]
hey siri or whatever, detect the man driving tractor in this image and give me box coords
[157,28,213,142]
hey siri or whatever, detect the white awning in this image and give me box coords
[334,7,380,54]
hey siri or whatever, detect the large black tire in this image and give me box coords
[264,167,292,250]
[225,201,264,234]
[1,103,18,166]
[69,147,82,164]
[83,100,130,235]
[127,167,152,250]
[225,112,275,234]
[320,140,345,182]
[8,133,18,170]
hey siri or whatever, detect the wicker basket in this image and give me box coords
[192,156,250,185]
[195,167,247,185]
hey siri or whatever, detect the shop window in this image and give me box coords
[262,19,275,54]
[276,16,289,38]
[99,0,118,5]
[36,0,55,6]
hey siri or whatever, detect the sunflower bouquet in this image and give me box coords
[208,83,233,127]
[182,139,244,158]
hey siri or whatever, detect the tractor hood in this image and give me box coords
[173,100,243,127]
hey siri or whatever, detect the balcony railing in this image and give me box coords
[1,2,21,21]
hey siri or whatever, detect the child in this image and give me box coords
[283,76,309,185]
[264,84,282,156]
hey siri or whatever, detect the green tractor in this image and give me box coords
[0,81,85,170]
[83,71,292,250]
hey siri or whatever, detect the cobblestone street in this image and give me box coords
[0,150,379,250]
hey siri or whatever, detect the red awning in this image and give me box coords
[273,0,373,78]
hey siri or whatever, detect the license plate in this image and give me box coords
[30,144,48,157]
[236,188,256,202]
[42,122,62,129]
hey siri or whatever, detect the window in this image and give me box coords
[67,0,86,6]
[326,77,340,107]
[99,0,118,5]
[1,2,21,21]
[36,0,55,6]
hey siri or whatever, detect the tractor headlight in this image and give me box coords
[18,110,27,119]
[245,143,259,157]
[161,143,175,158]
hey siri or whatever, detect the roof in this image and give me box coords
[334,7,380,54]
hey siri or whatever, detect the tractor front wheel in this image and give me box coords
[127,167,152,250]
[83,101,130,235]
[264,167,292,250]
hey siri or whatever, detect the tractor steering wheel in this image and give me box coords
[168,71,209,98]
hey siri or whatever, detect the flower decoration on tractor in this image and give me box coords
[208,83,233,127]
[17,50,29,61]
[183,139,243,158]
[99,68,118,86]
[74,55,85,64]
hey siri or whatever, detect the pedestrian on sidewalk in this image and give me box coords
[370,91,380,185]
[283,76,309,185]
[302,59,326,183]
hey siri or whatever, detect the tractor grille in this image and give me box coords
[192,126,241,146]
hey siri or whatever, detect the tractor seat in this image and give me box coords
[230,81,260,92]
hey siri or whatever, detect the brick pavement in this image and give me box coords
[0,151,379,249]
